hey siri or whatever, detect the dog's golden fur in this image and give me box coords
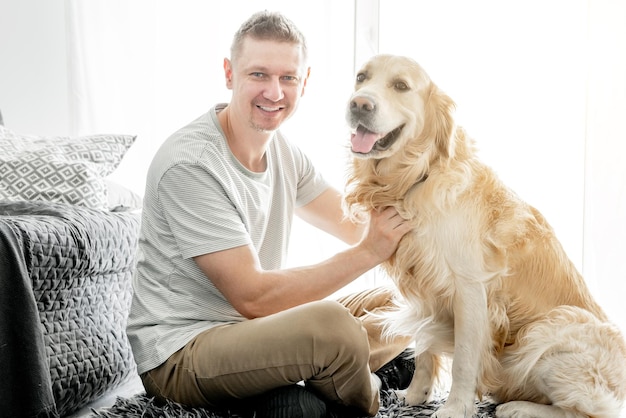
[344,54,626,418]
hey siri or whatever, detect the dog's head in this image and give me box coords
[346,54,456,162]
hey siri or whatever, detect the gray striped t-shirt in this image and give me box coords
[126,105,329,374]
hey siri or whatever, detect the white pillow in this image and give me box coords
[105,179,143,211]
[0,126,136,210]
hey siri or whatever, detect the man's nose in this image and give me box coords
[263,77,285,102]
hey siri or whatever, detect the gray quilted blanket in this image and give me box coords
[0,200,141,417]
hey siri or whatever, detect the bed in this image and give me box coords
[0,119,143,417]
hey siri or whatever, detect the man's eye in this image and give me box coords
[251,72,265,78]
[282,75,299,83]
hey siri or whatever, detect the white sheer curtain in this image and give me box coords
[379,0,588,270]
[583,0,626,335]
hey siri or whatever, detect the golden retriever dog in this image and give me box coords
[343,54,626,418]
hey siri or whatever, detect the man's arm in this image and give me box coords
[294,186,364,245]
[193,204,410,319]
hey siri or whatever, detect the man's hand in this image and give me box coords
[359,206,412,263]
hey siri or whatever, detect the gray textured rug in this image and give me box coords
[91,390,498,417]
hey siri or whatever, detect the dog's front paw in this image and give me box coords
[403,386,431,406]
[401,366,433,405]
[393,388,430,406]
[433,399,476,418]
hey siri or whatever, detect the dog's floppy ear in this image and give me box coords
[422,83,456,160]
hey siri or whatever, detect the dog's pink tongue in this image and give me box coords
[351,126,383,153]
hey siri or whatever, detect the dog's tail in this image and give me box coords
[497,305,626,416]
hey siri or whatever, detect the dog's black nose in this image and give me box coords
[351,96,375,113]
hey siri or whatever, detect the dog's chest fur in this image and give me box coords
[384,161,497,309]
[357,133,525,316]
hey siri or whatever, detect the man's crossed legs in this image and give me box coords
[141,287,413,417]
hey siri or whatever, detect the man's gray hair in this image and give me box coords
[230,10,308,63]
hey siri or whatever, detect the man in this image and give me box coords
[127,10,414,418]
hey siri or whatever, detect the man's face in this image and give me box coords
[225,37,309,133]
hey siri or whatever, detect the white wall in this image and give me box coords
[0,0,69,135]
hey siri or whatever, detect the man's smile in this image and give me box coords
[257,104,285,112]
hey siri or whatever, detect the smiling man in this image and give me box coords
[126,11,414,418]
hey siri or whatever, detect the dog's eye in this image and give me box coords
[356,73,366,83]
[394,81,409,91]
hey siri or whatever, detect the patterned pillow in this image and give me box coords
[0,126,136,209]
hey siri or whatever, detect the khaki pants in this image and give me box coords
[140,287,411,416]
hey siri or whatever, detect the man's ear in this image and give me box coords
[224,57,233,89]
[300,67,311,97]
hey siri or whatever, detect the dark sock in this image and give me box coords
[251,385,327,418]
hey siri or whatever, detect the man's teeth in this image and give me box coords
[259,106,280,112]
